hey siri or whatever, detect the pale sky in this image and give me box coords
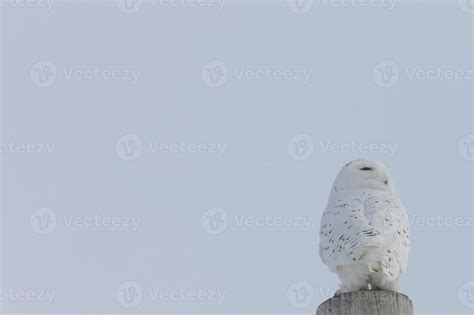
[1,1,473,314]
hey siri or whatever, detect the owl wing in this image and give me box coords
[319,192,410,279]
[363,194,410,279]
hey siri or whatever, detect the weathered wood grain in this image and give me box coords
[316,290,413,315]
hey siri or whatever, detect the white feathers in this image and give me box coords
[319,159,410,293]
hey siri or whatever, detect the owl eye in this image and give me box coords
[360,167,373,171]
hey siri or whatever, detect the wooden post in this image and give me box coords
[316,290,413,315]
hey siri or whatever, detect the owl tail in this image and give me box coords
[363,246,385,273]
[363,247,401,281]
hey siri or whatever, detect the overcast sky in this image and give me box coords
[1,1,473,314]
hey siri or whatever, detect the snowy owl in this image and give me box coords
[319,159,410,294]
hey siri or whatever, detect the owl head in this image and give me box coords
[331,159,396,194]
